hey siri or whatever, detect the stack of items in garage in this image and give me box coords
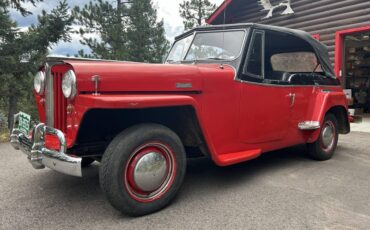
[344,33,370,122]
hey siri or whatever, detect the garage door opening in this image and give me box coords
[335,26,370,132]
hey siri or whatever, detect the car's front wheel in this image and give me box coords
[307,113,339,161]
[99,123,186,216]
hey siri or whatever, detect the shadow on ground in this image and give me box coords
[35,144,312,212]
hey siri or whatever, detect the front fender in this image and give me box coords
[66,94,203,148]
[65,94,216,159]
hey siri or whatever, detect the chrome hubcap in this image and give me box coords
[133,152,168,192]
[321,123,334,149]
[124,142,176,202]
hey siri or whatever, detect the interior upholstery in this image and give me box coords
[265,71,291,81]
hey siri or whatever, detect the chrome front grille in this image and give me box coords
[45,63,67,132]
[53,71,67,132]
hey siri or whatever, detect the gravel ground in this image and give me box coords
[1,132,370,230]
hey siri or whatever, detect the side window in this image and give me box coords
[243,31,264,78]
[271,52,323,73]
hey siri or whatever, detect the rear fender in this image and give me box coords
[306,92,349,143]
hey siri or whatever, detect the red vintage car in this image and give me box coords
[10,23,349,216]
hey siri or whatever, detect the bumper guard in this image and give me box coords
[10,113,82,177]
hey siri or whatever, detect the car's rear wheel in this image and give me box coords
[307,113,339,161]
[99,123,186,216]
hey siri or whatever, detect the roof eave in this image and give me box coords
[206,0,233,25]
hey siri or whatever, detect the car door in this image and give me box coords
[238,29,291,144]
[270,52,320,143]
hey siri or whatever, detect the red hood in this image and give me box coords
[61,61,235,93]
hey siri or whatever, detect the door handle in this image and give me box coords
[288,93,296,107]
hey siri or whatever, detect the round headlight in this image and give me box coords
[62,70,77,99]
[34,71,45,94]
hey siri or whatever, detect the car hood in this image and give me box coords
[61,60,235,93]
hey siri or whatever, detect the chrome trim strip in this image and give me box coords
[10,114,82,177]
[45,63,54,127]
[298,121,321,130]
[46,55,136,63]
[176,82,192,88]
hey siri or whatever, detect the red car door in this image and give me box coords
[270,52,321,144]
[238,30,291,144]
[239,84,291,144]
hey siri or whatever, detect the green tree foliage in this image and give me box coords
[0,0,73,129]
[126,0,169,63]
[74,0,169,62]
[0,0,43,16]
[179,0,216,30]
[73,0,128,60]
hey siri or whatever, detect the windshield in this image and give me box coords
[166,35,194,63]
[186,30,245,61]
[166,30,246,63]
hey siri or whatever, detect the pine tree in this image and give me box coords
[0,0,73,129]
[0,0,43,16]
[179,0,216,30]
[126,0,169,63]
[73,0,129,60]
[73,0,169,63]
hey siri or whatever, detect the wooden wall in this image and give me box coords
[210,0,370,64]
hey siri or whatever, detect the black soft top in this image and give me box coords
[177,23,335,78]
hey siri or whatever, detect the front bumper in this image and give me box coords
[10,113,82,177]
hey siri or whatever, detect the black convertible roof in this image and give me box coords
[176,23,335,78]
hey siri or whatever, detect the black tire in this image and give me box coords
[81,157,95,168]
[307,113,339,161]
[99,123,186,216]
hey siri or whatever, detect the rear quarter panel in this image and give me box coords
[304,86,348,143]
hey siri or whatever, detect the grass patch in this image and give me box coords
[0,129,10,143]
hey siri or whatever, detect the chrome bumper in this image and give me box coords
[10,113,82,177]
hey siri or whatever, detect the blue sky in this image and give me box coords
[10,0,223,56]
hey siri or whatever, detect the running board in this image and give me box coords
[216,149,262,166]
[298,121,321,130]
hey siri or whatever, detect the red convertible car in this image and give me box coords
[10,23,349,216]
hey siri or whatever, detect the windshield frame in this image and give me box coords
[165,28,248,64]
[165,33,195,64]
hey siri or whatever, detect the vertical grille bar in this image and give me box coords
[54,73,59,128]
[61,72,66,130]
[45,63,54,127]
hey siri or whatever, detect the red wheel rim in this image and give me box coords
[320,120,336,152]
[123,142,177,203]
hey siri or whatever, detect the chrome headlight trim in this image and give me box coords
[62,70,77,99]
[34,71,45,94]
